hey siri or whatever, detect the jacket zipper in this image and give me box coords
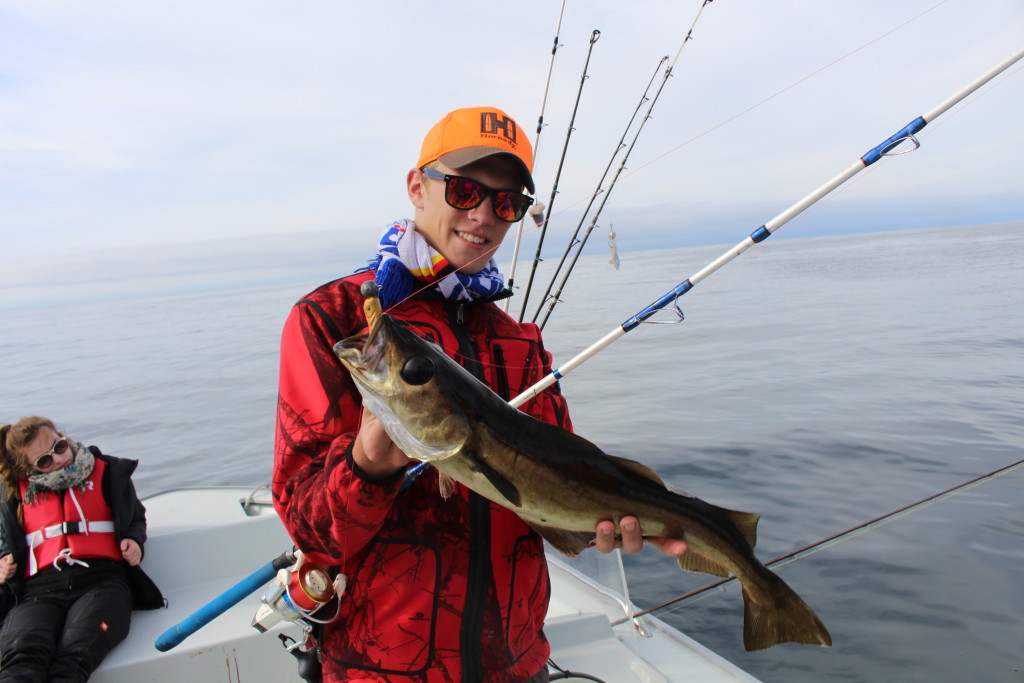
[449,301,489,683]
[492,345,510,401]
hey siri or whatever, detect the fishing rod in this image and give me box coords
[504,0,568,314]
[530,0,569,167]
[535,0,716,329]
[507,44,1024,410]
[518,29,602,322]
[155,549,297,651]
[613,457,1024,626]
[527,54,668,324]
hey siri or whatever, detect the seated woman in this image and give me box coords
[0,416,163,682]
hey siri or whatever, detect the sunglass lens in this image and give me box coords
[446,177,483,210]
[493,192,530,222]
[34,438,68,469]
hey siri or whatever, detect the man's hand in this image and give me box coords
[351,407,411,478]
[593,516,688,557]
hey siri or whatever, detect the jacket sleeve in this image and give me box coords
[272,294,405,567]
[0,501,16,560]
[100,452,148,552]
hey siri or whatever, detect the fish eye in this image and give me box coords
[401,356,434,385]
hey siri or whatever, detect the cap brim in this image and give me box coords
[439,148,535,194]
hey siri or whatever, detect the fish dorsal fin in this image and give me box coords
[721,508,760,548]
[678,550,733,578]
[606,455,666,486]
[526,523,594,558]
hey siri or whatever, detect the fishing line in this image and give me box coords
[504,0,568,313]
[535,0,716,329]
[776,59,1024,211]
[508,45,1024,408]
[401,0,964,326]
[518,29,602,323]
[622,0,955,184]
[615,458,1024,626]
[505,0,957,325]
[505,0,955,272]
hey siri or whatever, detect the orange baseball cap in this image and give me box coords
[417,106,535,193]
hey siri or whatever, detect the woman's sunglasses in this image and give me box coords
[421,168,534,223]
[33,436,70,470]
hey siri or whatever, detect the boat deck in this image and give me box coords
[92,486,758,682]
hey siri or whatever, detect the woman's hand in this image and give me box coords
[0,553,18,582]
[593,516,688,557]
[120,539,142,566]
[351,407,411,478]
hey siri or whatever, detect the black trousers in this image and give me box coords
[0,564,132,683]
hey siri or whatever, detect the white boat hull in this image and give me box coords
[92,486,758,682]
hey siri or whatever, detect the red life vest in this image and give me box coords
[21,457,122,576]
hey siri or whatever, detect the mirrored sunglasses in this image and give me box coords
[33,436,70,470]
[421,168,534,223]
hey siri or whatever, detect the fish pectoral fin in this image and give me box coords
[606,455,666,486]
[465,449,522,507]
[526,523,594,558]
[438,473,456,499]
[678,550,733,578]
[721,508,760,548]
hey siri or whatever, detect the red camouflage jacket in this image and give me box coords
[272,269,573,683]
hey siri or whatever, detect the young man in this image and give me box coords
[272,106,684,683]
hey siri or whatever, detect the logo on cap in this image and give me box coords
[480,112,517,147]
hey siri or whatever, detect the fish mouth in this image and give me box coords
[332,316,467,463]
[334,327,386,385]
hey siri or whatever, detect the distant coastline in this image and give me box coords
[3,221,1020,309]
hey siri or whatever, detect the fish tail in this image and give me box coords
[741,570,832,651]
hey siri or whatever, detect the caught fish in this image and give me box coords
[334,314,832,651]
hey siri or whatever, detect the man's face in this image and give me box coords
[408,155,525,273]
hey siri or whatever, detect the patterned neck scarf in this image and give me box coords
[361,219,505,310]
[23,441,95,504]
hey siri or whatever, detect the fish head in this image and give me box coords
[334,314,474,462]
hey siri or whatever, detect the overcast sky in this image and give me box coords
[2,0,1022,270]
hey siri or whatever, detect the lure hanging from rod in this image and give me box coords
[608,226,620,270]
[526,53,668,323]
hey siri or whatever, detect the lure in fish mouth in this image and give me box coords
[334,320,470,462]
[334,314,832,652]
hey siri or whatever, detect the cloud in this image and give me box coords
[1,0,1022,264]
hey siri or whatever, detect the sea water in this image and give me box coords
[2,223,1022,682]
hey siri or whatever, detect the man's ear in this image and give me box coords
[407,168,427,210]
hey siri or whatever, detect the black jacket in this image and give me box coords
[0,447,164,620]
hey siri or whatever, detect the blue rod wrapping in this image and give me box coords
[750,226,771,243]
[622,280,694,331]
[860,117,927,166]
